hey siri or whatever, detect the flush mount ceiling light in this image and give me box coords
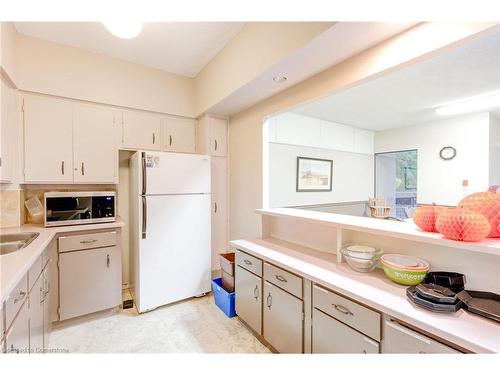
[435,92,500,116]
[103,20,143,39]
[273,75,288,83]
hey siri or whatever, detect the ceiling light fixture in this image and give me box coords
[435,92,500,116]
[103,20,143,39]
[273,75,288,83]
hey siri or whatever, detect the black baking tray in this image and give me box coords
[407,286,463,313]
[424,272,466,293]
[457,290,500,323]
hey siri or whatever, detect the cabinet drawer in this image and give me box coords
[264,262,302,299]
[59,231,117,253]
[28,254,43,291]
[235,249,262,277]
[313,308,379,353]
[383,319,459,353]
[313,284,380,341]
[5,274,28,330]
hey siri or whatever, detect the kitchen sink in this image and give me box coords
[0,232,39,256]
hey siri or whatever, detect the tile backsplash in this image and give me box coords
[0,189,21,228]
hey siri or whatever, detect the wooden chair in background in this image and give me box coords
[368,198,391,219]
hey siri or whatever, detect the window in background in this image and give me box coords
[375,150,418,219]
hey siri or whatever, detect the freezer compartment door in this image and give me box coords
[142,151,211,195]
[137,194,211,312]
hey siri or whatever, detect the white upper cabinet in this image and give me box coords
[0,77,16,183]
[197,115,227,156]
[23,95,74,183]
[269,112,374,155]
[23,95,117,184]
[354,128,374,155]
[122,109,161,151]
[73,103,117,183]
[162,117,196,153]
[320,120,355,152]
[275,113,321,148]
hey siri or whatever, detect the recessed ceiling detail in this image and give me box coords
[14,22,245,77]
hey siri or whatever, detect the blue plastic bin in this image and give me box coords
[212,278,236,317]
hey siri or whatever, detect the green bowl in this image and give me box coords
[382,263,428,286]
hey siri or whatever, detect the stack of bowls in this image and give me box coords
[340,244,383,273]
[381,254,429,285]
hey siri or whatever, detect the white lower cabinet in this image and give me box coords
[5,300,29,354]
[312,308,379,353]
[59,245,121,321]
[382,319,459,354]
[235,265,262,335]
[29,274,44,353]
[263,281,303,353]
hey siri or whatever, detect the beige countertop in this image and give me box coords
[230,237,500,354]
[0,220,125,303]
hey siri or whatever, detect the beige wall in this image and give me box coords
[16,33,196,118]
[194,22,333,116]
[228,22,498,241]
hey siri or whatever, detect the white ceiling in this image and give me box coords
[14,22,245,77]
[210,22,418,115]
[293,32,500,130]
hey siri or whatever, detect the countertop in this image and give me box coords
[230,237,500,353]
[0,220,125,303]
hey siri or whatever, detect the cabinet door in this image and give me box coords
[23,95,73,182]
[263,281,303,353]
[0,77,15,183]
[312,308,379,353]
[320,119,355,152]
[122,110,161,150]
[42,266,52,350]
[59,246,121,320]
[73,103,116,183]
[275,112,321,148]
[163,117,195,153]
[211,157,228,268]
[5,301,29,354]
[235,265,262,335]
[29,274,44,354]
[209,117,227,156]
[382,319,459,353]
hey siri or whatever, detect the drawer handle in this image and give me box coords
[107,254,110,268]
[13,290,26,304]
[80,239,98,244]
[332,303,353,316]
[275,274,287,283]
[254,285,259,301]
[243,259,253,266]
[266,292,272,309]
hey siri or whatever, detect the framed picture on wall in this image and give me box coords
[296,157,333,192]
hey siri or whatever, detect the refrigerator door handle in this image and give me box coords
[142,196,147,239]
[141,152,147,195]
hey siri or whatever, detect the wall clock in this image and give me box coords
[439,146,456,160]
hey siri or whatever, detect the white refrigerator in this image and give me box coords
[130,151,212,313]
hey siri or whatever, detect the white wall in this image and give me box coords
[375,112,492,206]
[0,22,18,84]
[489,113,500,187]
[268,142,374,207]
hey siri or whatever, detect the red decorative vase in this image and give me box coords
[458,192,500,238]
[436,208,491,242]
[412,205,447,232]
